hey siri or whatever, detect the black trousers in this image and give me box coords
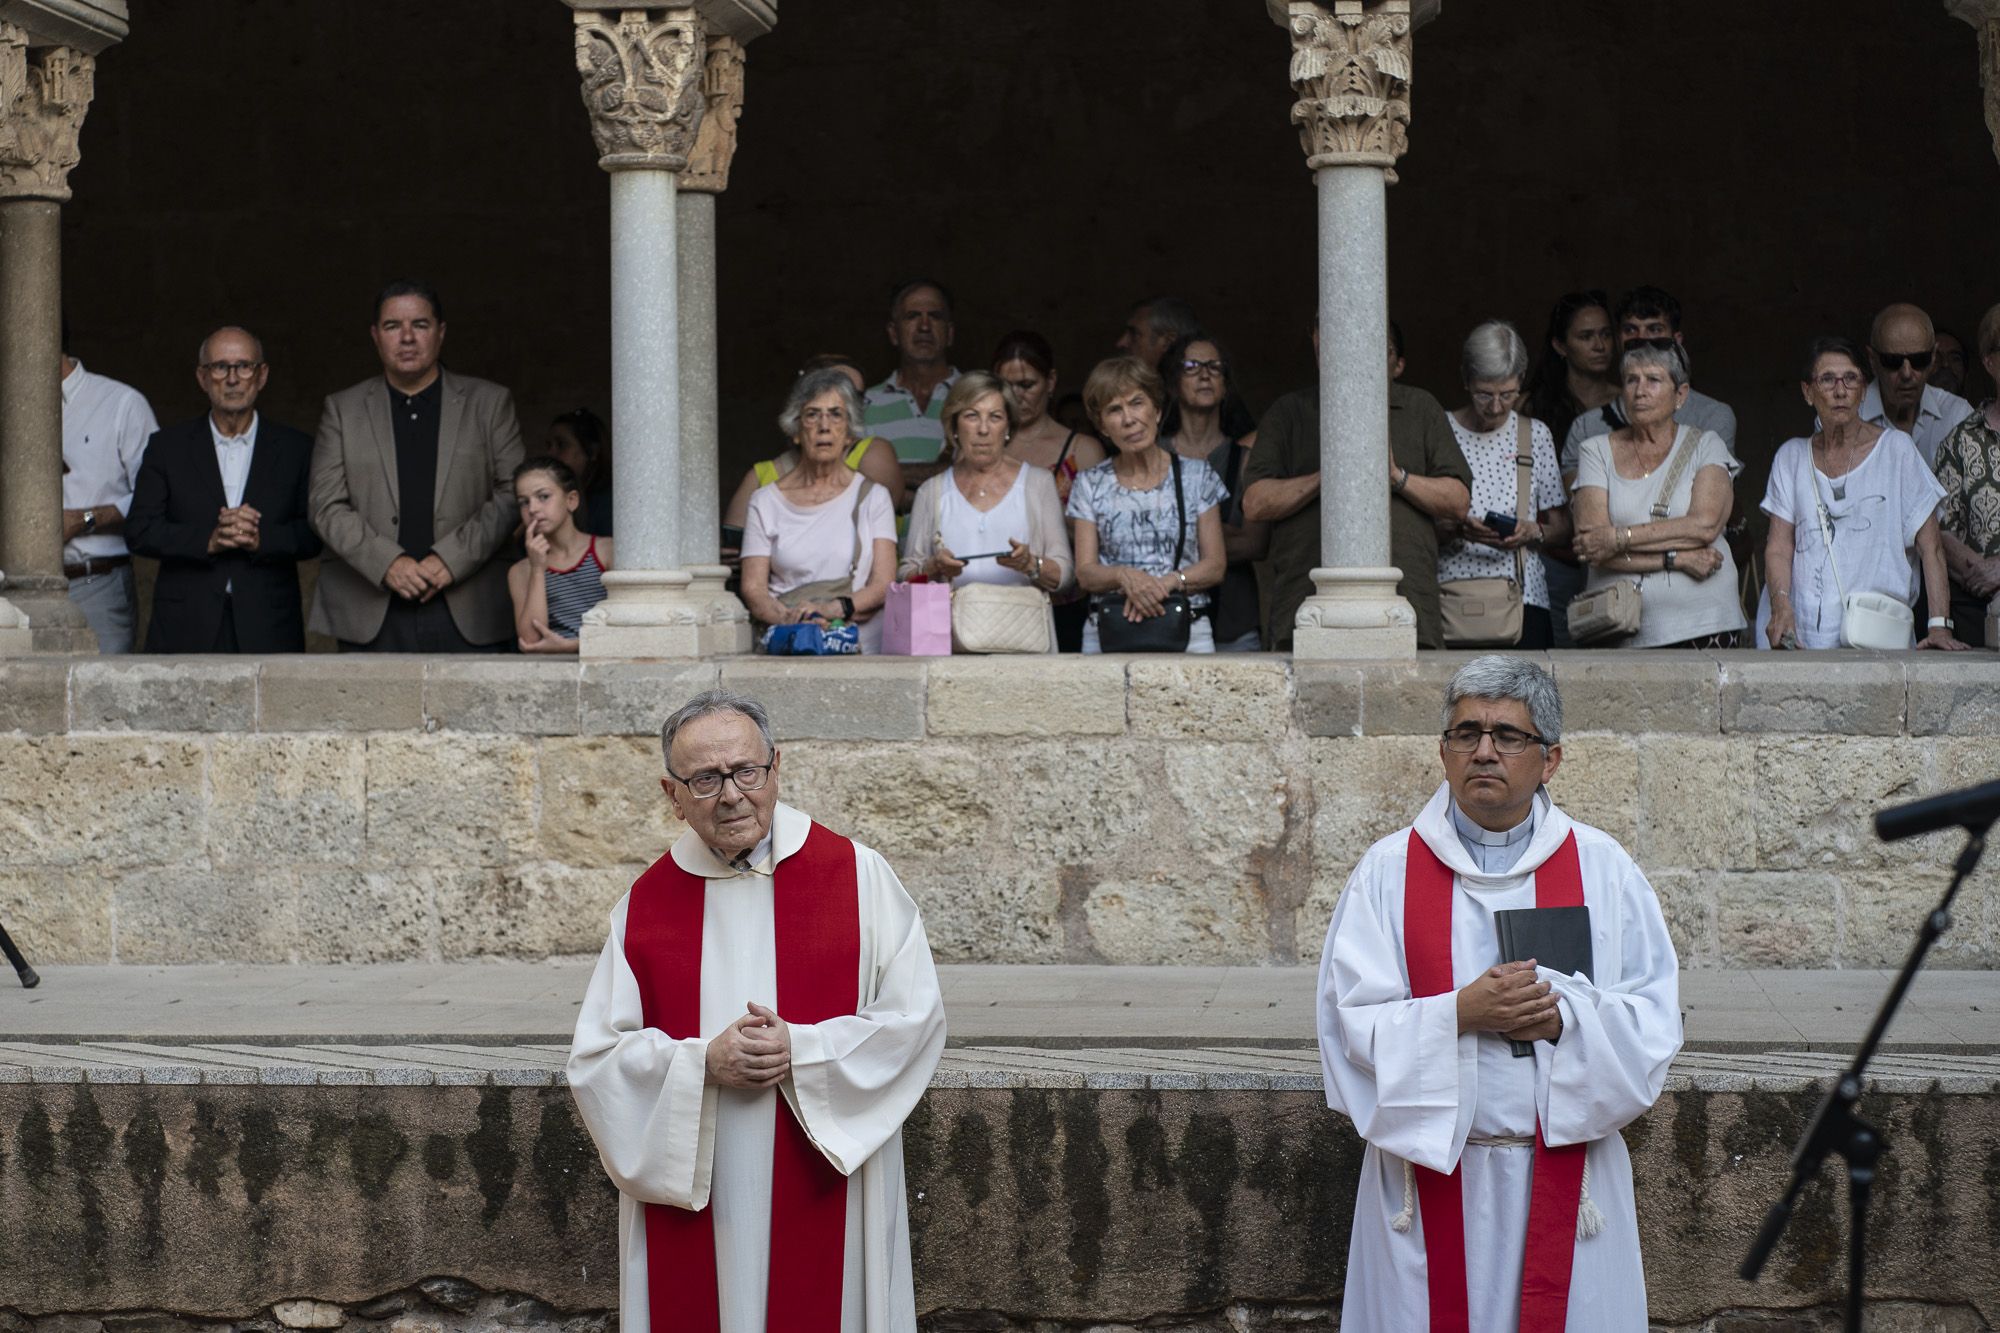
[211,598,240,652]
[340,596,503,653]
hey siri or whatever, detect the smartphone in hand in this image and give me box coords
[1482,511,1518,537]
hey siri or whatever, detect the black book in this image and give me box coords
[1494,905,1594,1058]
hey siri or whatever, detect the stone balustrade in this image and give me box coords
[3,652,1997,969]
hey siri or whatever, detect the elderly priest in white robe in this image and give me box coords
[569,689,947,1333]
[1316,655,1680,1333]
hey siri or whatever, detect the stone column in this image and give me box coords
[568,5,717,657]
[0,22,105,653]
[1946,0,2000,168]
[676,34,750,653]
[1281,0,1418,659]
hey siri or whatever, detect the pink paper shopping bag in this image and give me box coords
[881,581,952,655]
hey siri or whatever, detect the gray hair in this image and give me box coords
[1461,319,1529,386]
[661,689,777,769]
[1620,340,1690,389]
[777,368,867,442]
[1440,655,1562,746]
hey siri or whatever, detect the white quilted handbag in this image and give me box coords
[950,582,1054,654]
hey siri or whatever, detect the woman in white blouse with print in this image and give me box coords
[1762,336,1965,651]
[1437,321,1572,648]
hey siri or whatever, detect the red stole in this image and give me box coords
[623,820,861,1333]
[1403,828,1588,1333]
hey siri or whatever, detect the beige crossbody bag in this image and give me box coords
[1566,425,1698,645]
[1441,415,1533,648]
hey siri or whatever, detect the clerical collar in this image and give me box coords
[1450,795,1537,847]
[713,829,775,876]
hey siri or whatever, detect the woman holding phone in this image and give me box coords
[1437,321,1571,647]
[899,371,1073,593]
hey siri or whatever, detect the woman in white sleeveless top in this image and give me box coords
[900,371,1073,593]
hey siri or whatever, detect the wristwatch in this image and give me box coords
[1928,616,1954,630]
[1663,549,1677,571]
[1390,466,1409,493]
[838,595,856,620]
[82,509,97,536]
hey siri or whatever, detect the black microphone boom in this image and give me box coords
[1875,778,2000,842]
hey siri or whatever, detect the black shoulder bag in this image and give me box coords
[1095,451,1195,652]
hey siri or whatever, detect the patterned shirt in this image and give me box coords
[1933,409,2000,558]
[863,368,960,463]
[1066,452,1227,607]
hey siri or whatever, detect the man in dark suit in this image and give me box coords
[127,326,322,652]
[308,280,522,651]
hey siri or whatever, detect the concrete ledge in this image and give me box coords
[0,1058,1993,1327]
[259,656,425,731]
[70,658,258,732]
[718,657,926,740]
[1548,650,1720,733]
[1720,654,1909,734]
[424,660,580,735]
[0,660,68,733]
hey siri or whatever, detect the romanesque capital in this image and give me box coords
[572,7,707,172]
[681,34,745,193]
[0,22,95,202]
[1284,0,1412,175]
[1946,0,2000,169]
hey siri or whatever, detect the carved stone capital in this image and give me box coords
[681,34,745,194]
[1284,1,1412,176]
[573,7,707,172]
[0,23,94,202]
[1946,0,2000,169]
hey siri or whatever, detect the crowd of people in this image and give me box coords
[56,277,2000,655]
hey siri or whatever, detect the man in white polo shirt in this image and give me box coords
[60,320,159,653]
[1861,302,1974,469]
[862,279,959,494]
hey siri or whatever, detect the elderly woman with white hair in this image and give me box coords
[740,367,899,652]
[1570,343,1747,648]
[1437,320,1572,648]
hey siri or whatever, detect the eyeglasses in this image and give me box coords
[1441,724,1548,755]
[667,762,775,800]
[1873,348,1933,373]
[1181,359,1226,378]
[202,360,263,380]
[1813,372,1864,391]
[1470,388,1522,407]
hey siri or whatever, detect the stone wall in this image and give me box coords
[1,1070,1995,1327]
[2,652,1997,970]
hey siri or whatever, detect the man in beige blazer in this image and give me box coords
[309,281,524,650]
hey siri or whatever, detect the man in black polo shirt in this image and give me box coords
[307,280,523,651]
[1244,322,1472,650]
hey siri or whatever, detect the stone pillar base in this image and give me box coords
[580,568,745,659]
[1291,566,1416,660]
[684,564,753,655]
[0,573,95,655]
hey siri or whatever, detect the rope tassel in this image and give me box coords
[1576,1153,1604,1240]
[1392,1158,1416,1233]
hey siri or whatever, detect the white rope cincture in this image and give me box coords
[1388,1138,1603,1240]
[1391,1157,1416,1233]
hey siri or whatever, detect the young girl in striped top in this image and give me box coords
[509,457,614,653]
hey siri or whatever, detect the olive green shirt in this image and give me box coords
[1242,382,1472,650]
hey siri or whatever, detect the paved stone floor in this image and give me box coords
[1,963,1995,1050]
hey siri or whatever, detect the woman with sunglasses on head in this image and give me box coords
[1762,335,1963,651]
[1157,332,1269,651]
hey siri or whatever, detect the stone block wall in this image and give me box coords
[3,652,1997,968]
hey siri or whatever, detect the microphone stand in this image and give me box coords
[0,917,38,988]
[1738,821,1988,1331]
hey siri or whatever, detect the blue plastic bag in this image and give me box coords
[763,620,861,655]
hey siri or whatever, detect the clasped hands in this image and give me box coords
[1113,564,1180,621]
[705,1002,792,1089]
[207,505,262,555]
[1456,960,1563,1045]
[384,552,455,601]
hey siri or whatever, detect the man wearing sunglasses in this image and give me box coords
[1860,303,1973,470]
[1316,656,1678,1332]
[1559,286,1738,480]
[569,689,946,1333]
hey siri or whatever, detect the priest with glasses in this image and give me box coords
[1316,656,1680,1331]
[569,689,946,1333]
